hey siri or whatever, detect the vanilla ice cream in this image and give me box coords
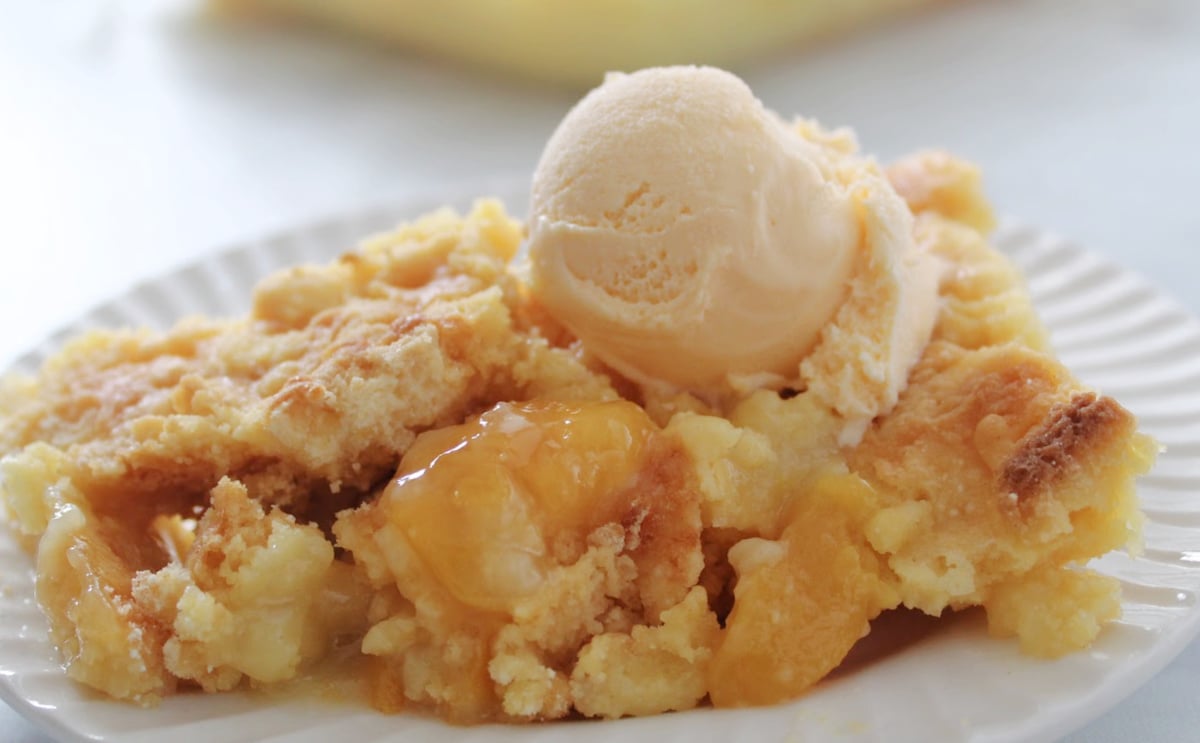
[527,66,942,436]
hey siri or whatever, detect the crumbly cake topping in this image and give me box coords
[0,152,1154,721]
[1002,392,1133,507]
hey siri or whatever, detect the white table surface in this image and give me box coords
[0,0,1197,740]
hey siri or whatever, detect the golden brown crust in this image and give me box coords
[0,203,611,524]
[1002,392,1134,509]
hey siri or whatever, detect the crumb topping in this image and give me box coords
[1002,392,1132,507]
[0,154,1153,722]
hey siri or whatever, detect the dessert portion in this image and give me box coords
[213,0,943,86]
[0,66,1154,723]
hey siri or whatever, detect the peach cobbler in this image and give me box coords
[0,67,1154,723]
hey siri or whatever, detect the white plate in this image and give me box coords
[3,189,1200,743]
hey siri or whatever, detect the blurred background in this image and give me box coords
[0,0,1197,740]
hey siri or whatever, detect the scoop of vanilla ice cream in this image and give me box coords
[527,66,943,439]
[527,66,860,393]
[794,121,945,442]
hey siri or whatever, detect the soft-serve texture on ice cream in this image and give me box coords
[527,66,942,434]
